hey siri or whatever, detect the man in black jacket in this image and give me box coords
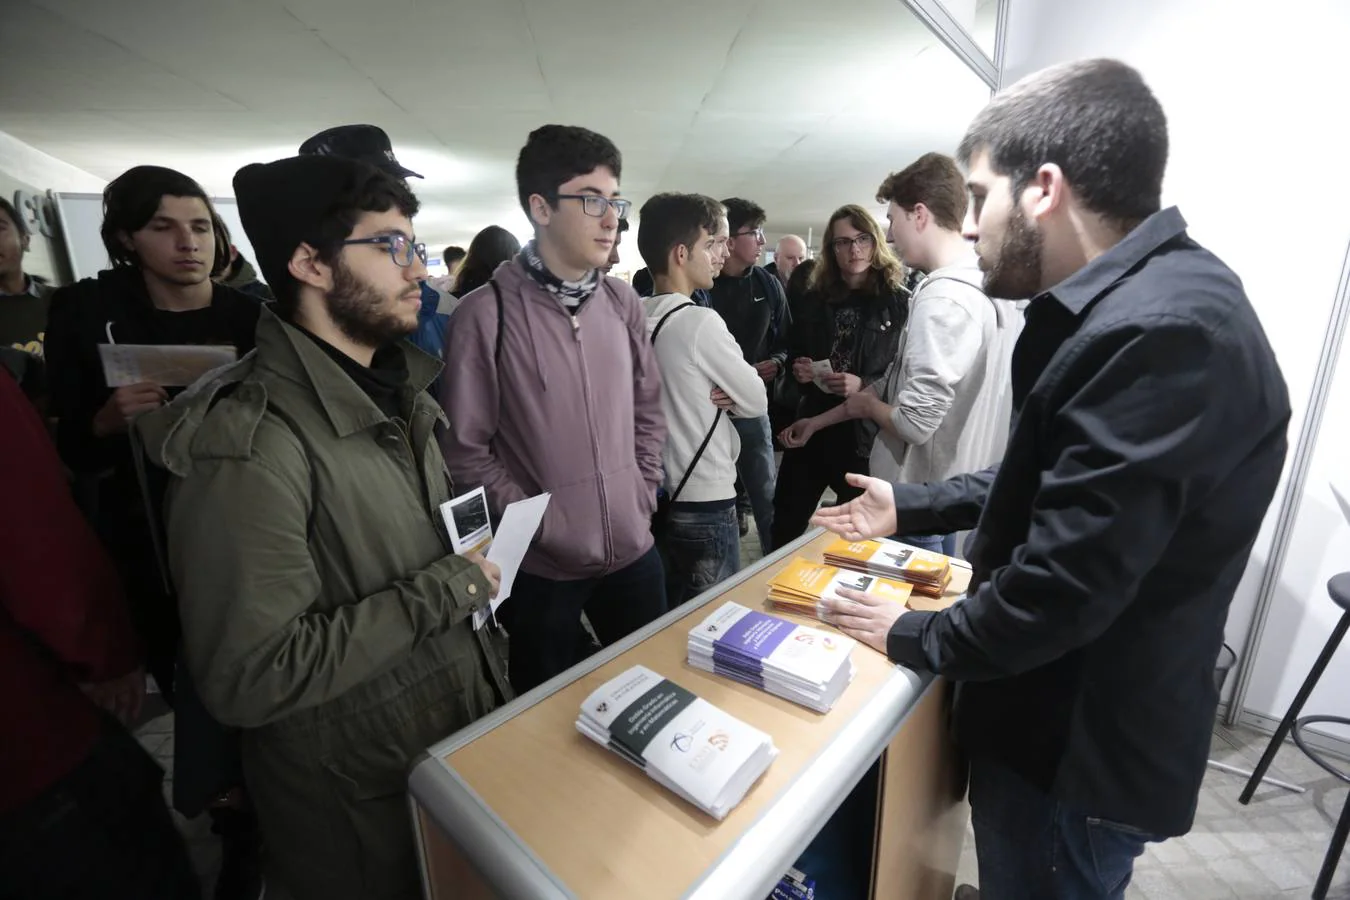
[43,165,263,900]
[812,59,1290,899]
[707,198,789,552]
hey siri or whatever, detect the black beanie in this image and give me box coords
[232,154,386,304]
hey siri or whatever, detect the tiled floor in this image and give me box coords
[136,522,1350,898]
[952,721,1350,899]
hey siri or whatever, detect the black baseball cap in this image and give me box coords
[298,124,422,180]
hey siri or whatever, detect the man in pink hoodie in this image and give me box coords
[441,125,668,692]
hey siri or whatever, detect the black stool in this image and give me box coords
[1240,572,1350,899]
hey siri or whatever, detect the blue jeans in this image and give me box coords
[903,532,958,557]
[659,504,741,608]
[969,757,1163,900]
[732,414,776,554]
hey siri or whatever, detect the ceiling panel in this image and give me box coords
[0,0,993,251]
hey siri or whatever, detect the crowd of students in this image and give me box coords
[2,57,1292,900]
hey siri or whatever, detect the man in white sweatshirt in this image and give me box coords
[638,193,768,605]
[781,153,1022,556]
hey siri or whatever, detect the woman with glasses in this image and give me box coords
[770,204,908,549]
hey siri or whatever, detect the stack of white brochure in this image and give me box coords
[576,665,777,820]
[687,602,856,713]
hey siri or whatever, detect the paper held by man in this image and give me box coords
[98,343,238,388]
[440,489,552,631]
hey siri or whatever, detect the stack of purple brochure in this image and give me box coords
[687,602,856,713]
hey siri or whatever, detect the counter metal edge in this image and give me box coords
[426,530,820,759]
[409,753,575,899]
[684,666,933,900]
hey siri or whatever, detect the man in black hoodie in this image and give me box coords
[43,165,263,900]
[46,166,260,699]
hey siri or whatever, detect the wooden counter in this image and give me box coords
[409,530,971,900]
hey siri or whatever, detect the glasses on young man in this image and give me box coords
[556,194,632,220]
[831,233,876,253]
[733,227,765,242]
[342,234,428,268]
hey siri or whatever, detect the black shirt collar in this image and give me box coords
[292,326,409,421]
[1043,206,1188,316]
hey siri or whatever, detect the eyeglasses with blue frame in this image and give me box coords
[341,233,428,268]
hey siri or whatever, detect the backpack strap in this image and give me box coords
[263,401,320,542]
[491,279,505,370]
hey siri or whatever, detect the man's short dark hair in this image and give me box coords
[443,245,466,265]
[0,197,28,238]
[272,168,419,318]
[721,198,766,235]
[876,153,968,232]
[100,166,231,273]
[515,125,622,218]
[637,194,724,277]
[957,58,1167,229]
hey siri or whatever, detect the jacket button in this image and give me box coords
[467,584,478,596]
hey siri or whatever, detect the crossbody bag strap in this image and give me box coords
[651,301,695,343]
[650,302,720,504]
[668,409,724,504]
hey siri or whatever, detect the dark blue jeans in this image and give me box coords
[969,757,1163,900]
[658,504,741,609]
[502,546,667,693]
[732,414,776,554]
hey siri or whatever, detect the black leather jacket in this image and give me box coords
[784,284,909,456]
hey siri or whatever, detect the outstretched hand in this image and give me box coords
[809,473,897,541]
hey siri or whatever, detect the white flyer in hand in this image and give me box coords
[474,492,551,630]
[441,487,492,555]
[810,359,834,391]
[98,343,237,388]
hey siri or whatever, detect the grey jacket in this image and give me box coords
[870,254,1024,485]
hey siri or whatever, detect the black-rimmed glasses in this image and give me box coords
[831,233,876,253]
[556,194,632,220]
[342,234,428,268]
[733,227,765,242]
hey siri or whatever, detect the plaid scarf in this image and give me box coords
[519,240,599,308]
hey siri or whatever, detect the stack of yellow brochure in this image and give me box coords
[822,537,953,599]
[766,557,914,616]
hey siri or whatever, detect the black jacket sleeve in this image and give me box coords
[45,286,121,473]
[766,273,792,370]
[887,317,1225,681]
[891,465,999,535]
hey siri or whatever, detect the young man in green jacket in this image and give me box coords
[137,154,510,900]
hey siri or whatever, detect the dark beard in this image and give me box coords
[983,205,1043,300]
[326,260,417,348]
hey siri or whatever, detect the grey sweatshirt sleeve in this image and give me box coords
[888,290,983,446]
[694,313,769,418]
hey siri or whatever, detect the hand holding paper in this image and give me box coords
[810,359,834,391]
[475,493,551,630]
